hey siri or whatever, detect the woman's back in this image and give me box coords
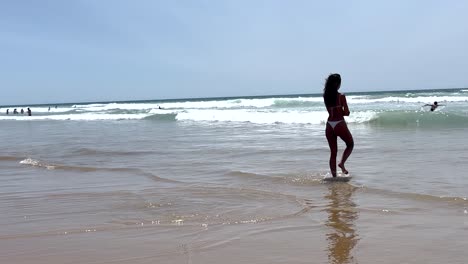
[327,93,345,121]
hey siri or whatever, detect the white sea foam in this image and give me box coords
[0,108,379,124]
[19,158,41,166]
[80,103,159,112]
[348,95,468,104]
[161,97,324,109]
[20,158,56,169]
[2,90,467,124]
[0,113,151,121]
[176,109,322,124]
[70,95,468,111]
[3,93,467,115]
[159,97,308,109]
[175,109,377,124]
[148,109,180,115]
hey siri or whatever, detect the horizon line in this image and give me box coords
[1,87,465,108]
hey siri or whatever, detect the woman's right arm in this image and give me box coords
[341,95,350,116]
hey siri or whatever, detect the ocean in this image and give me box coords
[1,88,468,263]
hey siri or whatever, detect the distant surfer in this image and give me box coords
[6,109,9,115]
[27,108,32,116]
[423,101,443,111]
[323,73,354,177]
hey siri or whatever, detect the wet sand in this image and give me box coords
[2,183,467,264]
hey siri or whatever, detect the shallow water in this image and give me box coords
[1,89,468,263]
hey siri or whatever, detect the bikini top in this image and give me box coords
[328,94,343,119]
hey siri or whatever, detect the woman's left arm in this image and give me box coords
[341,95,350,116]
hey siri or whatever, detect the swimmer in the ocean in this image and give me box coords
[423,101,444,111]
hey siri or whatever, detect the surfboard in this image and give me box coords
[323,175,352,182]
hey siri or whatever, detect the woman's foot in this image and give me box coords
[338,163,348,175]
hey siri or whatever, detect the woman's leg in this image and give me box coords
[335,123,354,174]
[326,124,338,177]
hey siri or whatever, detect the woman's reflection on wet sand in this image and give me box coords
[325,183,359,264]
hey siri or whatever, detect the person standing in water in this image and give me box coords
[323,73,354,177]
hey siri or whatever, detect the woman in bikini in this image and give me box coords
[323,73,354,177]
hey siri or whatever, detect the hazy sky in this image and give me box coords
[1,0,468,105]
